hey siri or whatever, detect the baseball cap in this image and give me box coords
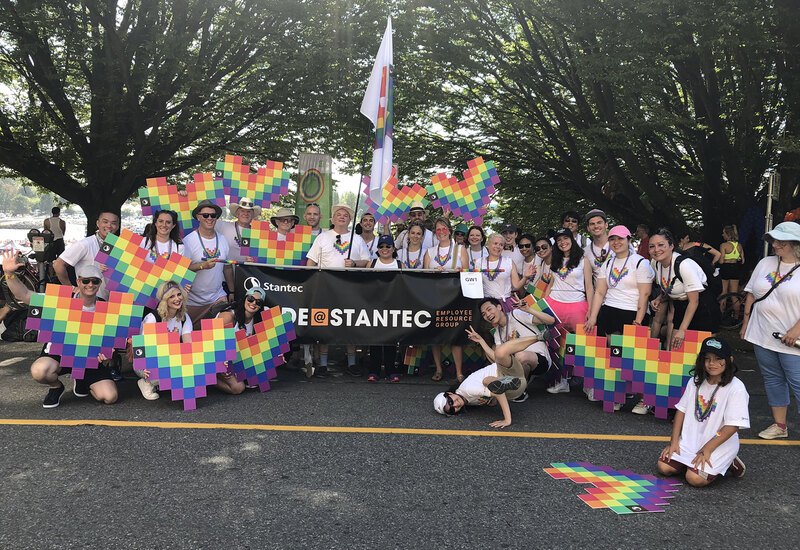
[608,225,632,239]
[554,228,572,240]
[76,264,103,280]
[699,337,732,359]
[500,223,518,234]
[584,209,607,223]
[433,392,449,415]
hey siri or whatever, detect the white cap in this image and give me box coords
[433,392,448,415]
[76,264,103,280]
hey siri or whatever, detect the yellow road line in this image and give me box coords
[0,418,797,446]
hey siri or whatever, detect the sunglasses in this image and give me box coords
[443,392,458,415]
[246,296,264,307]
[79,277,102,285]
[276,218,293,223]
[564,218,579,223]
[518,243,532,249]
[534,245,549,252]
[378,244,393,249]
[198,213,218,219]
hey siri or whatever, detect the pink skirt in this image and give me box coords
[545,297,588,333]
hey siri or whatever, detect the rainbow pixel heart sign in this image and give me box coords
[139,173,226,235]
[545,462,681,514]
[26,286,143,379]
[132,318,237,411]
[361,175,429,224]
[215,154,292,208]
[239,222,314,265]
[95,229,195,309]
[564,326,627,412]
[426,157,499,224]
[231,306,297,392]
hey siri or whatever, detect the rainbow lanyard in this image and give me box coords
[201,234,220,260]
[484,258,502,281]
[694,384,720,422]
[607,255,630,288]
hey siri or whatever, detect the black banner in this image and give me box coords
[235,265,477,345]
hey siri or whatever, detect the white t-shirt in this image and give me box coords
[372,258,401,270]
[550,257,587,303]
[744,256,800,355]
[216,220,248,262]
[397,247,427,269]
[456,363,498,405]
[139,238,185,263]
[466,247,488,271]
[491,310,551,366]
[481,256,514,300]
[395,227,436,251]
[673,377,750,476]
[424,241,464,270]
[306,230,370,268]
[598,253,654,311]
[182,230,229,306]
[142,312,193,339]
[584,240,611,280]
[60,234,109,299]
[529,258,553,290]
[655,252,707,301]
[361,234,379,260]
[501,247,525,277]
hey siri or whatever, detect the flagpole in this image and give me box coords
[347,127,374,260]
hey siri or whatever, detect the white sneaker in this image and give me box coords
[546,378,570,394]
[632,399,650,415]
[584,387,600,402]
[758,423,788,440]
[137,378,160,401]
[613,403,622,411]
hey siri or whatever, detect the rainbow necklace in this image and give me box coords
[334,235,350,255]
[590,242,609,268]
[694,383,721,422]
[149,239,173,261]
[201,233,220,260]
[607,255,630,288]
[405,247,422,269]
[485,258,502,281]
[434,243,452,267]
[556,261,574,281]
[658,261,673,294]
[469,248,485,270]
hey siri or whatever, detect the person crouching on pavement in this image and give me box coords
[215,287,267,394]
[433,336,542,429]
[2,251,117,408]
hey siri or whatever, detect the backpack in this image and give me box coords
[675,249,722,299]
[1,308,38,342]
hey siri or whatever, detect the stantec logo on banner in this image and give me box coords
[244,277,303,294]
[281,307,473,329]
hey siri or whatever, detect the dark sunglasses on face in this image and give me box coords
[378,244,392,249]
[534,245,549,252]
[518,243,532,249]
[246,295,264,307]
[199,213,218,219]
[80,277,102,285]
[564,218,579,223]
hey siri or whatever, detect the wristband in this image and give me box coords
[5,273,17,281]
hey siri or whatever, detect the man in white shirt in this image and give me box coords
[499,222,525,276]
[54,210,119,300]
[217,197,261,262]
[183,200,235,328]
[359,212,379,259]
[306,203,370,376]
[303,203,323,237]
[584,208,610,282]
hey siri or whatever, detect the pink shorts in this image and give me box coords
[545,297,588,333]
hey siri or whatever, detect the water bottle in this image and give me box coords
[772,332,800,349]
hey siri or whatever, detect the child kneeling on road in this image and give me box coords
[658,337,749,486]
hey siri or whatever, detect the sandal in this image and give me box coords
[431,371,443,382]
[367,374,379,383]
[389,374,401,383]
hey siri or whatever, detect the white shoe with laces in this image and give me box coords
[546,378,570,394]
[137,378,160,401]
[632,399,651,415]
[583,387,600,402]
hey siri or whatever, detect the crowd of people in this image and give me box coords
[2,196,799,487]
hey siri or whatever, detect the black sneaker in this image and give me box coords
[487,376,521,395]
[727,456,746,478]
[73,378,90,398]
[346,363,362,377]
[315,365,329,378]
[42,383,65,409]
[511,391,529,403]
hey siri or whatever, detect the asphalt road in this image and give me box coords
[0,340,798,549]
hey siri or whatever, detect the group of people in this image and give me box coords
[3,196,800,488]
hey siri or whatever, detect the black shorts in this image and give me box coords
[719,262,744,281]
[39,345,114,385]
[597,305,649,337]
[672,298,719,332]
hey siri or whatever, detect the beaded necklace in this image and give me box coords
[149,239,173,261]
[607,254,630,288]
[434,242,452,267]
[766,257,798,285]
[404,247,422,269]
[201,233,220,260]
[556,260,574,281]
[469,247,485,270]
[658,260,674,294]
[590,242,609,268]
[694,382,721,422]
[485,257,503,281]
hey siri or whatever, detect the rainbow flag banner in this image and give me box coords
[26,286,143,379]
[132,318,237,411]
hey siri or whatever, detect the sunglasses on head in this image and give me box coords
[198,212,218,219]
[246,295,264,307]
[80,277,102,285]
[534,245,549,252]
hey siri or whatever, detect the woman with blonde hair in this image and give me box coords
[719,224,745,318]
[137,280,193,400]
